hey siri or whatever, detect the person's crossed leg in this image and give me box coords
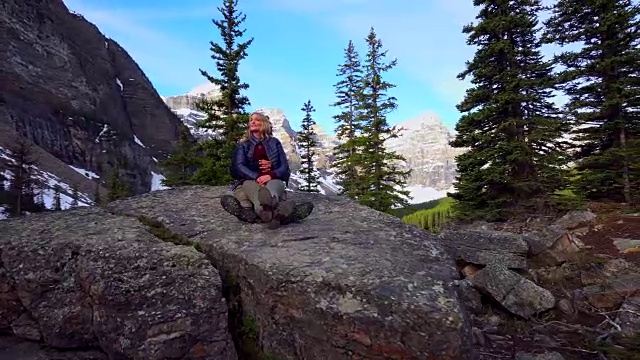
[220,180,313,229]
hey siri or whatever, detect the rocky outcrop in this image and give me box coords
[0,0,184,194]
[448,214,640,359]
[0,186,472,359]
[105,186,472,359]
[0,206,236,359]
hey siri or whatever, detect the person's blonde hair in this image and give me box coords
[241,111,273,142]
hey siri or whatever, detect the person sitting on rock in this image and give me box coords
[220,111,313,229]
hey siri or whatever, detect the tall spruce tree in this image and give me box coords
[192,0,253,185]
[70,184,79,208]
[331,40,366,199]
[106,165,131,202]
[93,182,102,206]
[297,100,321,193]
[159,124,198,187]
[6,135,38,217]
[52,185,62,211]
[451,0,571,221]
[543,0,640,204]
[356,28,410,213]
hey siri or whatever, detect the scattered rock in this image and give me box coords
[528,230,583,266]
[457,279,484,315]
[466,265,556,318]
[612,237,640,254]
[525,226,567,255]
[581,271,640,309]
[515,351,565,360]
[603,258,632,274]
[461,264,483,277]
[471,327,485,346]
[615,295,640,337]
[1,207,237,359]
[0,335,108,360]
[440,229,529,269]
[556,298,575,315]
[553,210,597,230]
[10,313,41,341]
[107,186,473,359]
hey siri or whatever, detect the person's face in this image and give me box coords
[249,115,261,132]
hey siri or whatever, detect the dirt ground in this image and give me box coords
[580,203,640,265]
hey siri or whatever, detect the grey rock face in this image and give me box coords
[387,112,467,191]
[0,207,237,359]
[440,229,530,269]
[107,186,472,359]
[0,0,184,194]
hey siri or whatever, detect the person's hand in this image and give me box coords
[257,174,271,185]
[259,159,271,171]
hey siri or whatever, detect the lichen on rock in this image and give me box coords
[0,207,237,359]
[107,185,473,359]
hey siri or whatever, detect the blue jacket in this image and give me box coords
[230,136,291,185]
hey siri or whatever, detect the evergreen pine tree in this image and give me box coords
[159,124,199,187]
[93,182,102,206]
[331,40,366,199]
[297,100,321,193]
[33,186,45,210]
[106,165,131,202]
[191,0,253,185]
[52,185,62,211]
[356,27,410,213]
[6,136,37,217]
[543,0,640,204]
[451,0,571,221]
[70,183,79,208]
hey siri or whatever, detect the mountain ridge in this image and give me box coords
[0,0,180,214]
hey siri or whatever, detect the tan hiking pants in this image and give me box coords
[234,179,286,212]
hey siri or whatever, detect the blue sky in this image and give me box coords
[62,0,560,133]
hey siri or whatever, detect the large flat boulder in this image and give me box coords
[107,186,472,359]
[0,207,236,359]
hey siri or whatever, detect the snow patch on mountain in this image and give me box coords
[68,165,100,180]
[0,146,94,219]
[151,172,169,191]
[188,82,221,97]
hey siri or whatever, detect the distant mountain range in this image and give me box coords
[163,83,465,203]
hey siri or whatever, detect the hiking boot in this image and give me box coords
[280,202,314,225]
[257,186,276,223]
[220,195,258,223]
[266,200,296,230]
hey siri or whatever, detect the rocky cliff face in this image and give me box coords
[387,112,466,191]
[0,186,472,359]
[0,0,183,195]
